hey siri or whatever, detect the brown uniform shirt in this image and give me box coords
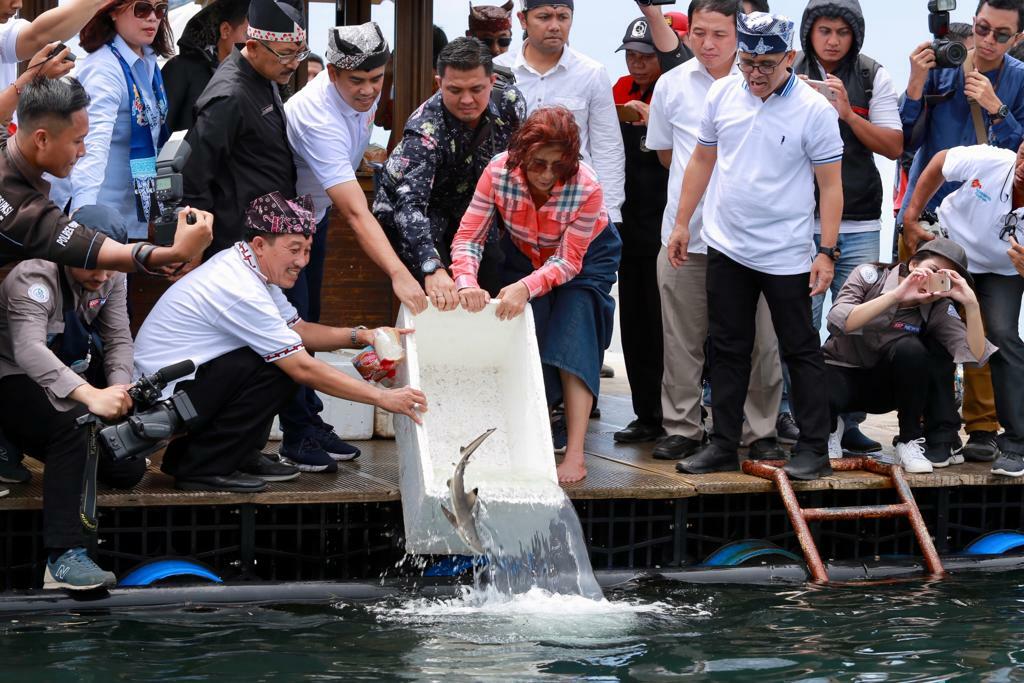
[0,137,107,268]
[824,264,996,369]
[0,260,133,411]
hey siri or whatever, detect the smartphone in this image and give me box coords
[928,272,952,292]
[805,79,837,102]
[616,104,642,124]
[49,42,76,63]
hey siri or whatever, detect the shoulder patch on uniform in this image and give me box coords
[947,303,961,320]
[27,283,50,304]
[859,265,879,284]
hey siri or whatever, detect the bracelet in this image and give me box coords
[130,242,162,276]
[351,325,367,347]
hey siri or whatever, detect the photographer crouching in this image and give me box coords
[0,206,144,591]
[132,191,428,493]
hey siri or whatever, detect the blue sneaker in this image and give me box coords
[44,548,116,591]
[0,431,29,484]
[551,417,567,455]
[279,437,337,473]
[314,426,361,462]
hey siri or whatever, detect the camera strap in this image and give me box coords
[78,422,99,534]
[962,52,1004,145]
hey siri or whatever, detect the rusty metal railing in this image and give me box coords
[741,457,945,583]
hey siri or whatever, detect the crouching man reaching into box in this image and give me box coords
[133,191,428,493]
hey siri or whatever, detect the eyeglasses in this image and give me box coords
[1000,210,1021,242]
[737,57,785,75]
[476,36,512,49]
[256,39,311,64]
[527,158,568,175]
[974,20,1017,45]
[130,1,167,20]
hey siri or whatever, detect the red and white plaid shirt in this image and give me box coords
[451,153,608,299]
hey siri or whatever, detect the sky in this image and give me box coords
[301,0,983,255]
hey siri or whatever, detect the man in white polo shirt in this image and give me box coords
[281,22,419,471]
[494,0,625,225]
[645,0,784,463]
[668,11,843,480]
[134,192,427,492]
[903,142,1024,478]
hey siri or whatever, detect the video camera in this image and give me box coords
[76,360,200,462]
[928,0,968,69]
[153,131,191,246]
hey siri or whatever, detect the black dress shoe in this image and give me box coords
[783,451,833,480]
[776,412,800,444]
[175,471,268,493]
[615,420,667,443]
[240,453,300,482]
[675,443,739,474]
[653,434,703,460]
[748,438,787,461]
[841,424,882,454]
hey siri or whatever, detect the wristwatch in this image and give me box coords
[817,245,840,261]
[994,103,1010,121]
[421,258,444,276]
[351,325,367,347]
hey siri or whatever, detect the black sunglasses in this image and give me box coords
[974,20,1018,44]
[475,36,512,48]
[130,1,167,20]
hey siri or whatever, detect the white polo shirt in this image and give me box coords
[285,69,377,222]
[495,43,625,223]
[133,241,304,398]
[698,73,844,275]
[938,145,1019,276]
[646,58,740,253]
[0,18,26,90]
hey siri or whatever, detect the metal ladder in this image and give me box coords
[741,457,945,583]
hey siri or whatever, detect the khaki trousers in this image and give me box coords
[657,249,782,444]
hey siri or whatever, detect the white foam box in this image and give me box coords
[314,349,375,440]
[394,302,560,555]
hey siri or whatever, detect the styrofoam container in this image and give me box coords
[395,301,562,555]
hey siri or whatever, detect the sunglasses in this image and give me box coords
[527,158,568,174]
[974,20,1017,45]
[127,1,167,20]
[257,38,311,64]
[478,36,512,48]
[1000,211,1021,242]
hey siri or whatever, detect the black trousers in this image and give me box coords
[162,348,296,479]
[706,249,829,454]
[618,238,663,426]
[826,335,959,445]
[0,374,145,549]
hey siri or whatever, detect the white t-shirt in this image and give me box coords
[133,242,304,397]
[810,62,902,235]
[0,18,27,91]
[285,69,377,222]
[938,145,1019,276]
[646,59,739,252]
[698,73,844,275]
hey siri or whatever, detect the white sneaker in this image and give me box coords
[827,421,845,460]
[895,438,932,474]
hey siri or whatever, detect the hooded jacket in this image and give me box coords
[161,2,229,132]
[794,0,883,223]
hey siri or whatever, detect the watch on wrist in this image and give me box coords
[995,103,1010,120]
[817,245,840,262]
[351,325,367,347]
[421,258,443,276]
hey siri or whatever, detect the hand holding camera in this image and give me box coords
[168,207,212,265]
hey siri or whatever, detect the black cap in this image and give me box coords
[617,16,656,54]
[913,237,975,288]
[247,0,306,43]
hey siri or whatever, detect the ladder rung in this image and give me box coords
[802,504,912,521]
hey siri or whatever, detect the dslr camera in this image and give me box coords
[76,360,200,462]
[153,131,191,246]
[928,0,968,69]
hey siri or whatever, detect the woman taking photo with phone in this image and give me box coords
[56,0,172,239]
[451,106,621,484]
[823,238,994,474]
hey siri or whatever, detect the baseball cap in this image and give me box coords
[617,16,656,54]
[912,237,975,288]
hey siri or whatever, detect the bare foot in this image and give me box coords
[557,459,587,484]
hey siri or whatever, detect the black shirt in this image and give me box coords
[0,137,106,269]
[183,48,296,257]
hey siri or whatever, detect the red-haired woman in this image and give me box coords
[55,0,173,239]
[451,107,622,484]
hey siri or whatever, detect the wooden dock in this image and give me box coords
[1,395,1019,511]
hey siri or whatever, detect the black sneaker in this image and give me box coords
[675,442,739,474]
[551,417,567,454]
[0,431,29,484]
[314,426,361,462]
[240,453,300,482]
[614,420,666,444]
[924,442,956,468]
[840,424,882,454]
[652,434,703,460]
[279,438,337,473]
[964,430,1000,462]
[992,451,1024,478]
[748,438,787,461]
[776,412,800,445]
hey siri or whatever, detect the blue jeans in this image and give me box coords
[781,231,880,418]
[279,213,331,443]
